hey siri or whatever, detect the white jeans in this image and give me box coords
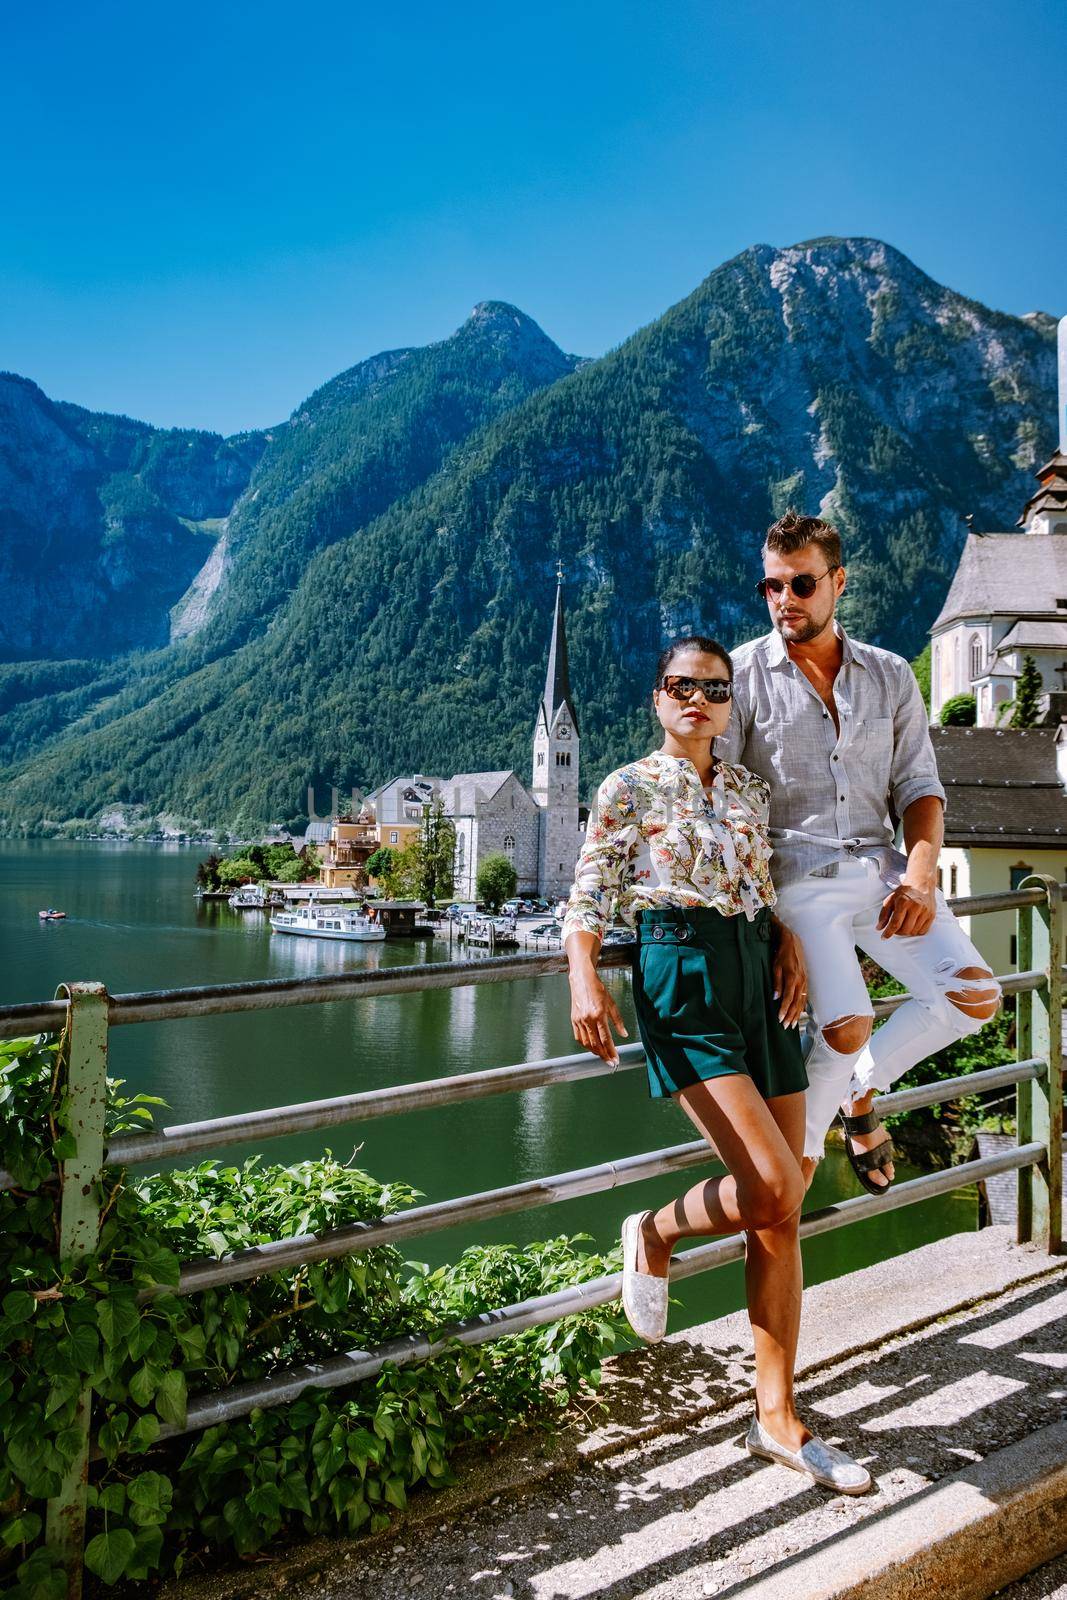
[774,856,1002,1160]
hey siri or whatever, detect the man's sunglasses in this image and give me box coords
[755,565,839,600]
[659,675,732,704]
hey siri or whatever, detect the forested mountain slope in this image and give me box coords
[0,239,1056,833]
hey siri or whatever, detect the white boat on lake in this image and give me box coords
[228,884,269,909]
[270,903,386,942]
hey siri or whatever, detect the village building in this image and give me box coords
[931,726,1067,974]
[925,318,1067,971]
[318,808,379,890]
[358,571,586,903]
[444,571,585,901]
[361,775,439,852]
[929,318,1067,727]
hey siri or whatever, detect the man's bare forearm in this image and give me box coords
[901,795,944,891]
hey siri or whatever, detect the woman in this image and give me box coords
[561,635,871,1494]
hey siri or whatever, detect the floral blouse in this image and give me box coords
[560,750,776,943]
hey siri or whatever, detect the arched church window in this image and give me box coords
[536,752,545,767]
[503,834,515,856]
[969,635,983,682]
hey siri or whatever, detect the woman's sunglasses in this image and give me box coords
[659,675,732,704]
[755,565,839,600]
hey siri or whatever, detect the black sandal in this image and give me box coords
[836,1108,895,1196]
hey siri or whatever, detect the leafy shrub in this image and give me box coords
[0,1036,623,1591]
[939,693,977,726]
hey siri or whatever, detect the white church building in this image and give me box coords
[929,316,1067,726]
[366,572,586,902]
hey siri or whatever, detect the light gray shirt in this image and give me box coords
[715,623,945,890]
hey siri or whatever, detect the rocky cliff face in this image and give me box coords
[0,239,1057,833]
[0,375,266,660]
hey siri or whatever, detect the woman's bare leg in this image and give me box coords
[742,1091,807,1450]
[634,1076,809,1450]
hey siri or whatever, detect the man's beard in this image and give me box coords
[775,610,832,644]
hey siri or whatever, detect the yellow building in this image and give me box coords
[931,726,1067,977]
[319,809,379,890]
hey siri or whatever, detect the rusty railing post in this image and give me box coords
[44,983,109,1600]
[1016,878,1062,1253]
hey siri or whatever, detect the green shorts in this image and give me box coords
[631,904,808,1101]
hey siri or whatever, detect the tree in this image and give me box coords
[217,853,264,885]
[940,693,977,727]
[196,853,222,890]
[477,853,518,910]
[1010,654,1043,729]
[417,799,455,905]
[365,847,395,887]
[910,643,931,711]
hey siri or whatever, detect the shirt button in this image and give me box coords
[839,795,845,802]
[832,755,839,762]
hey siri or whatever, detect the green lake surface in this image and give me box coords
[0,840,976,1341]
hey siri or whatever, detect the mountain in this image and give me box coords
[0,375,266,660]
[170,300,583,652]
[0,239,1057,834]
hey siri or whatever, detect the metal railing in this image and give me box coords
[1,878,1063,1597]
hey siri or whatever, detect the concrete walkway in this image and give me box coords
[170,1228,1067,1600]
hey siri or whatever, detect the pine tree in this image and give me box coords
[1010,654,1043,729]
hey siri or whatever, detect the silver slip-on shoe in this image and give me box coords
[620,1210,670,1343]
[745,1416,873,1495]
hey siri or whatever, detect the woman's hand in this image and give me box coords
[565,931,629,1063]
[771,917,808,1029]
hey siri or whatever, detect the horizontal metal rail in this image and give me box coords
[148,1137,721,1299]
[0,946,635,1036]
[107,1043,650,1167]
[0,882,1056,1038]
[102,1047,1052,1171]
[152,1139,1046,1442]
[145,1058,1048,1299]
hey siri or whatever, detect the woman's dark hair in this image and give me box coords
[654,635,733,692]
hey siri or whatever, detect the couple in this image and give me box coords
[560,509,1002,1496]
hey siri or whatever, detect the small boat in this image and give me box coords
[38,908,67,921]
[270,902,386,942]
[461,913,518,947]
[228,884,268,910]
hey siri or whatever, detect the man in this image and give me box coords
[717,509,1002,1189]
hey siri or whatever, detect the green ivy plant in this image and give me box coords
[0,1035,624,1594]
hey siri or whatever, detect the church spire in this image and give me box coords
[541,562,579,737]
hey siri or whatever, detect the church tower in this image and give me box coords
[531,564,581,899]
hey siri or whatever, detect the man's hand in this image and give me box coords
[877,881,936,939]
[569,968,629,1063]
[771,917,808,1028]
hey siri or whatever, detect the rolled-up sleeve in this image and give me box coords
[560,771,641,944]
[889,664,946,817]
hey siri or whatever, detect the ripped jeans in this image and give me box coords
[774,856,1002,1161]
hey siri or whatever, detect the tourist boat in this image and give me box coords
[269,903,386,942]
[37,908,66,921]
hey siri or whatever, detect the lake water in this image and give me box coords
[1,840,976,1340]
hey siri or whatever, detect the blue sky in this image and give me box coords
[2,0,1061,435]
